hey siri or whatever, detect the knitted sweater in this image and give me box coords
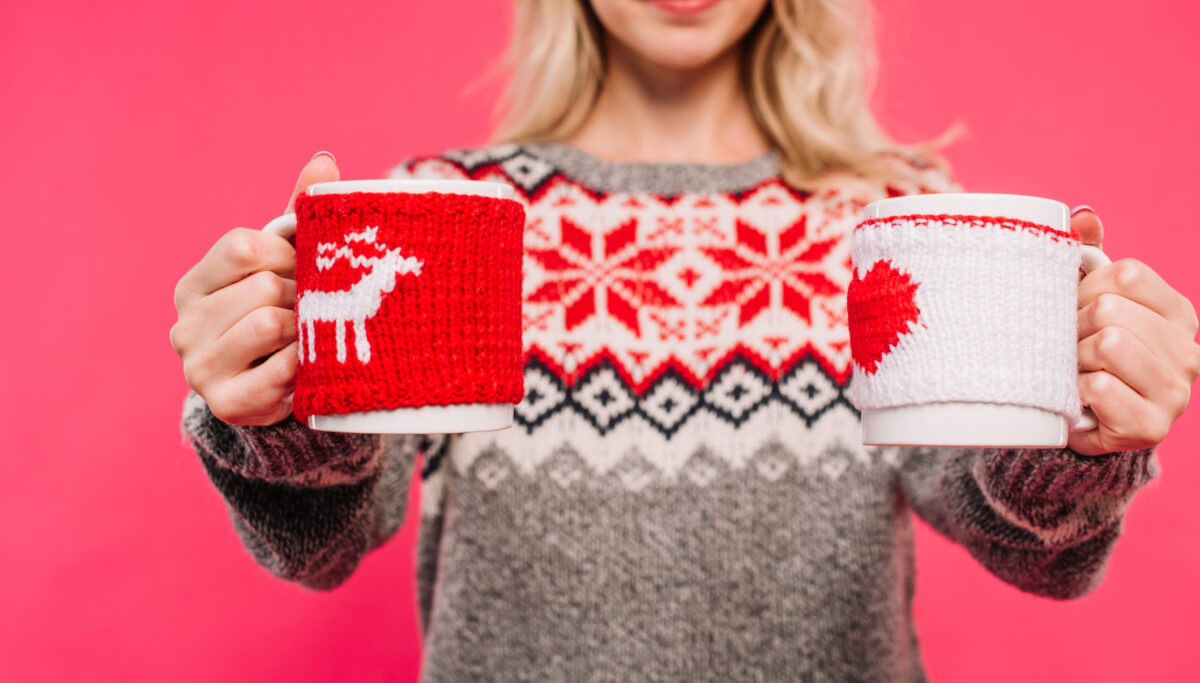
[181,142,1160,682]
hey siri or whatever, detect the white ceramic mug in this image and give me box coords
[262,178,519,434]
[852,193,1108,448]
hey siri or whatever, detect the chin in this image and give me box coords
[639,33,743,70]
[591,0,769,71]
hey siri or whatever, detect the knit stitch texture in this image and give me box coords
[181,142,1160,682]
[290,191,525,422]
[849,213,1084,423]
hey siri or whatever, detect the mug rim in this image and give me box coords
[864,192,1069,229]
[305,178,514,200]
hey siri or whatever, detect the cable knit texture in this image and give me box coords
[290,191,525,422]
[180,142,1160,682]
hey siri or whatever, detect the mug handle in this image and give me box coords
[262,212,300,402]
[1071,244,1112,432]
[263,212,297,238]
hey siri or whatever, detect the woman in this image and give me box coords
[170,0,1198,680]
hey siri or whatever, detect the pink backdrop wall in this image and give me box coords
[3,0,1197,680]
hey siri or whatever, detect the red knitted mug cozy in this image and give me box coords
[289,190,526,422]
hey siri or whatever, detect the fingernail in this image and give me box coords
[310,150,336,164]
[1071,205,1096,217]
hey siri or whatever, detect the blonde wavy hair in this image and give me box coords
[491,0,952,190]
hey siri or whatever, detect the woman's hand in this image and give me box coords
[169,153,339,426]
[1072,207,1200,455]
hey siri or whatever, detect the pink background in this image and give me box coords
[3,0,1197,680]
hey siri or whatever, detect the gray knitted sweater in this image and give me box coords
[181,143,1160,682]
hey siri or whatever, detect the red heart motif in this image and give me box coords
[847,260,921,374]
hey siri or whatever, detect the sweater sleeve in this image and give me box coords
[898,444,1160,599]
[181,387,445,590]
[179,154,478,590]
[877,155,1162,598]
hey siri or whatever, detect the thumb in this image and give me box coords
[1070,205,1103,247]
[286,151,340,213]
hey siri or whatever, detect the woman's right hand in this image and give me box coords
[170,153,340,426]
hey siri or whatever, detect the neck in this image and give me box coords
[565,38,771,164]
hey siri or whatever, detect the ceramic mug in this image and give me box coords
[849,193,1108,448]
[262,179,525,434]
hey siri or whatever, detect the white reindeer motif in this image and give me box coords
[297,226,423,364]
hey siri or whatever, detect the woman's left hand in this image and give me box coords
[1072,207,1200,455]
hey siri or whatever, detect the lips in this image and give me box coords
[847,259,922,374]
[647,0,723,16]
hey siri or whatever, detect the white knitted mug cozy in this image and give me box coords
[848,194,1108,447]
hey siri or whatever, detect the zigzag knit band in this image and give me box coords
[848,213,1084,425]
[290,191,526,421]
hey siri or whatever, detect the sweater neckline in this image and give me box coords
[521,141,781,195]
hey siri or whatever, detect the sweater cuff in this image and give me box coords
[978,445,1160,503]
[180,390,381,481]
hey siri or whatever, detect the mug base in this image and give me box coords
[862,402,1067,448]
[307,403,513,434]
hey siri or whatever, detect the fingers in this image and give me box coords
[1069,370,1165,454]
[173,153,338,426]
[177,294,298,427]
[175,228,296,310]
[208,341,299,426]
[1070,207,1103,246]
[174,153,338,312]
[287,151,340,213]
[1069,208,1197,332]
[182,305,296,408]
[1078,292,1200,377]
[1077,325,1179,406]
[170,271,296,358]
[1078,258,1199,331]
[203,306,297,382]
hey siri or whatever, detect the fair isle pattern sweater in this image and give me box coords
[181,142,1160,682]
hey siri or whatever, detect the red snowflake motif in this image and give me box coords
[526,217,679,335]
[700,216,841,326]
